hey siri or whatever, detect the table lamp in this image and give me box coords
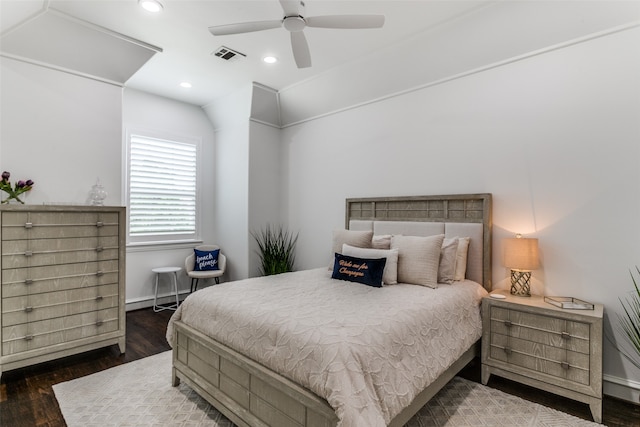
[503,234,540,297]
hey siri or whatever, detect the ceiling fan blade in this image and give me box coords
[279,0,301,17]
[306,15,385,29]
[209,20,282,36]
[290,31,311,68]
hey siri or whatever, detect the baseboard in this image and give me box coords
[125,291,190,312]
[604,374,640,405]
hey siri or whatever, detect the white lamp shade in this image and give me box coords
[503,237,540,271]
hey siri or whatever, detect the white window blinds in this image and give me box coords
[128,135,198,240]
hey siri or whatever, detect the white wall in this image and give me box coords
[203,85,252,281]
[204,83,285,279]
[212,122,250,280]
[0,57,122,204]
[282,27,640,401]
[123,88,217,308]
[248,120,284,276]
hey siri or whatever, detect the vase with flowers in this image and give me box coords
[1,171,34,204]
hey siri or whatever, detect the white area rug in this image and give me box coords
[53,351,602,427]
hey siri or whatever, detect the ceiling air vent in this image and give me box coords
[212,46,246,62]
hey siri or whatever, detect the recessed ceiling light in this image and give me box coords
[180,82,192,89]
[263,56,278,64]
[139,0,163,13]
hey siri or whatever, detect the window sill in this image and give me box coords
[126,239,203,253]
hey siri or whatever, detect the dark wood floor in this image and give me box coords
[1,308,638,427]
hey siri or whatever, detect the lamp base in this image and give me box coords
[510,270,532,297]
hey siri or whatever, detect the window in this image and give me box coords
[127,132,200,244]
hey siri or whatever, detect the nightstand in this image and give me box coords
[481,290,604,423]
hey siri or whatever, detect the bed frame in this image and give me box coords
[171,193,492,427]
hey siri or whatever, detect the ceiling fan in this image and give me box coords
[208,0,385,68]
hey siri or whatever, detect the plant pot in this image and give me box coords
[1,195,25,204]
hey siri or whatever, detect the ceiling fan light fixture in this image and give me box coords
[139,0,163,13]
[263,56,278,64]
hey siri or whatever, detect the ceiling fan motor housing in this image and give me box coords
[283,16,306,32]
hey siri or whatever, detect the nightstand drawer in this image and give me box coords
[489,333,590,385]
[490,306,590,353]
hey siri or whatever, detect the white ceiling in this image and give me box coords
[0,0,492,106]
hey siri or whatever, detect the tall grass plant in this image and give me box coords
[619,266,640,368]
[252,225,298,276]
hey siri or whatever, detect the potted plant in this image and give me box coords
[1,171,34,204]
[619,266,640,368]
[252,225,298,276]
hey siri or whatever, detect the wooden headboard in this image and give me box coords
[345,194,492,290]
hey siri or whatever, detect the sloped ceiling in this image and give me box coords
[279,1,640,126]
[0,3,160,85]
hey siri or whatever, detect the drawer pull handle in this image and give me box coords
[96,221,104,227]
[504,320,512,328]
[24,222,33,229]
[561,361,570,370]
[96,271,104,277]
[96,246,104,252]
[24,279,33,285]
[24,250,33,257]
[504,347,512,355]
[96,320,104,327]
[24,306,33,313]
[96,295,104,301]
[561,332,571,340]
[24,335,34,341]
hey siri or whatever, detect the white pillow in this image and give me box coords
[342,244,399,285]
[329,229,373,269]
[391,234,445,288]
[371,234,392,249]
[438,237,459,284]
[454,237,470,281]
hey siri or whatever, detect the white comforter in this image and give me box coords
[167,268,487,427]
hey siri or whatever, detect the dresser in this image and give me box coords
[0,205,126,375]
[481,290,603,423]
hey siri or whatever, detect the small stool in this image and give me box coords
[152,266,181,312]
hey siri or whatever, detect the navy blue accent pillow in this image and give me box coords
[331,253,386,288]
[194,248,220,271]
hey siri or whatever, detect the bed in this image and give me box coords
[167,194,492,427]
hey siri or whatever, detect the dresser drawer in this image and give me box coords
[490,306,590,353]
[1,212,119,240]
[2,236,119,268]
[1,260,119,297]
[2,307,119,356]
[2,283,119,326]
